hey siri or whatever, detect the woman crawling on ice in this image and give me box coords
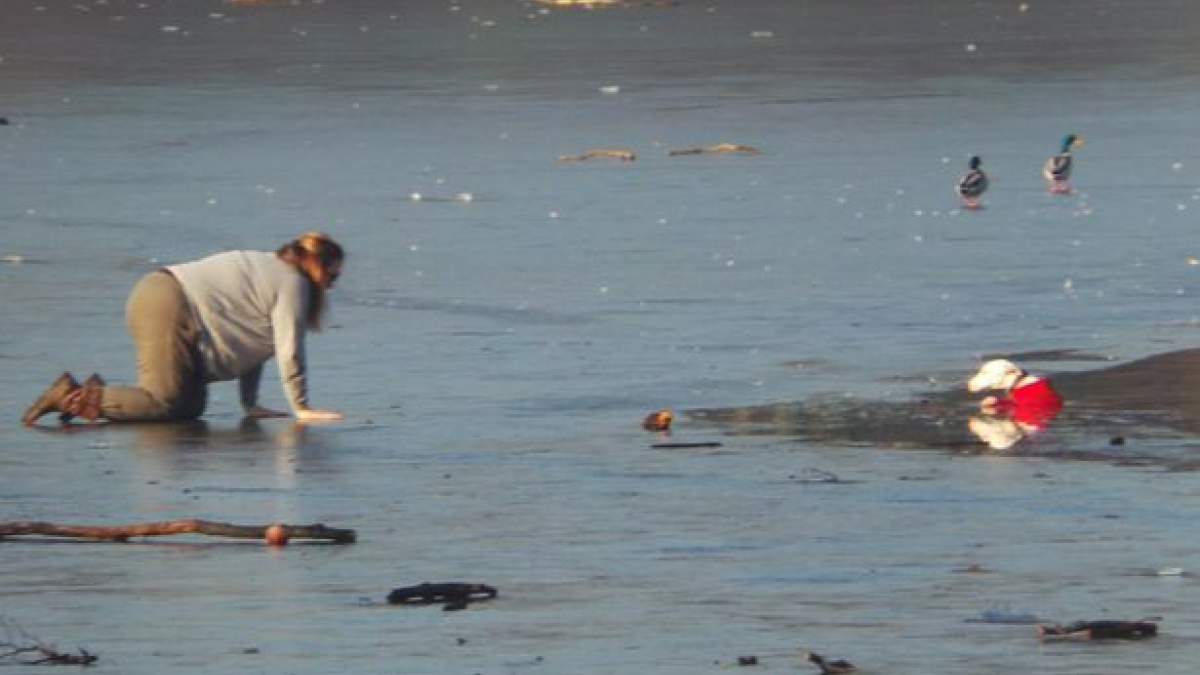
[22,232,346,426]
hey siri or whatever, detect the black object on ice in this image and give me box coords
[387,582,497,611]
[802,650,856,675]
[1037,620,1158,640]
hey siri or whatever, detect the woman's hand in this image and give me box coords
[244,405,289,419]
[295,407,344,422]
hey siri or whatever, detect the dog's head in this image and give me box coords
[968,359,1025,392]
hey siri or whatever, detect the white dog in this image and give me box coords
[968,359,1063,429]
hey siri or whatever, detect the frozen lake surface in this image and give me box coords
[4,0,1200,672]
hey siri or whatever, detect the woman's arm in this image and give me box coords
[272,275,342,421]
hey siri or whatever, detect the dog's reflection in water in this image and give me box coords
[968,416,1033,450]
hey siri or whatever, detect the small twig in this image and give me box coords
[559,148,636,162]
[27,647,98,666]
[1,618,98,666]
[791,468,842,484]
[667,142,761,157]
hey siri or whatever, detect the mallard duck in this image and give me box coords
[801,650,856,675]
[1043,133,1082,193]
[957,155,988,209]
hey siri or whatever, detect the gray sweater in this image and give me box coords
[168,250,310,411]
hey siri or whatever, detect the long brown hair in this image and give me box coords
[276,231,345,331]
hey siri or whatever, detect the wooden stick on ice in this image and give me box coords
[559,148,637,162]
[667,143,761,156]
[0,519,356,545]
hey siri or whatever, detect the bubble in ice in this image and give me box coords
[1172,161,1184,170]
[454,192,474,202]
[409,192,423,201]
[599,85,620,94]
[965,43,977,52]
[750,31,774,38]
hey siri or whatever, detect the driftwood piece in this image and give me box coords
[559,148,636,162]
[532,0,679,8]
[0,519,356,544]
[667,143,761,157]
[387,582,497,611]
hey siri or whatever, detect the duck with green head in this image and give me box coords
[1044,133,1082,193]
[957,155,988,209]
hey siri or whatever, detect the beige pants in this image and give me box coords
[100,270,207,422]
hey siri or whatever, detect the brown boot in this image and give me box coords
[61,373,106,423]
[21,372,80,426]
